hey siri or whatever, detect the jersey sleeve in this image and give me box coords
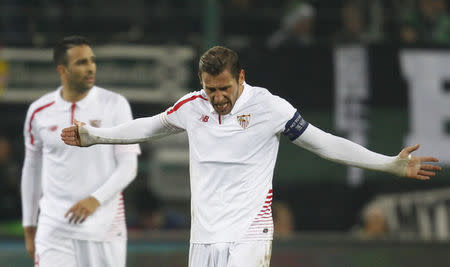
[23,104,43,152]
[269,94,309,139]
[21,103,44,226]
[161,92,203,130]
[112,95,141,155]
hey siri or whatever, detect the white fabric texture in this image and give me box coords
[189,241,272,267]
[35,223,126,267]
[21,148,43,226]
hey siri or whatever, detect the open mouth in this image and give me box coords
[215,102,229,112]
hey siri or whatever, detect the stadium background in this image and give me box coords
[1,0,450,266]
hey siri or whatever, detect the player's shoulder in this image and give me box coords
[176,90,207,102]
[28,90,58,111]
[93,86,130,106]
[165,90,208,115]
[172,90,208,107]
[246,83,296,115]
[245,83,280,103]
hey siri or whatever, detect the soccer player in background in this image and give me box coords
[21,36,140,266]
[61,46,441,267]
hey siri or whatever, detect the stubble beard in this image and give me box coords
[70,80,93,94]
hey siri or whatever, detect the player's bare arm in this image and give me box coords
[65,196,100,224]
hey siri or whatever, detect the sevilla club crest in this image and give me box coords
[237,114,251,129]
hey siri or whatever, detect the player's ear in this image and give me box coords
[198,72,203,86]
[56,64,66,76]
[239,69,245,85]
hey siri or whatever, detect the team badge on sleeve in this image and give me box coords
[237,114,251,129]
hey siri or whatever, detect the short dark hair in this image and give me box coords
[198,46,241,81]
[53,35,91,66]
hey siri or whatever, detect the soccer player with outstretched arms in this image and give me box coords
[61,46,441,267]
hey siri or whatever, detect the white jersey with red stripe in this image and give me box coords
[23,86,139,241]
[161,82,303,243]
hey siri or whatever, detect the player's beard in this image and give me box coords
[69,79,93,94]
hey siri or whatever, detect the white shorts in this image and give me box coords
[34,224,126,267]
[189,240,272,267]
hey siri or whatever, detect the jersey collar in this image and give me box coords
[229,82,251,115]
[205,82,251,116]
[55,86,98,110]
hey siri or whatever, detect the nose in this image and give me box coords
[213,91,225,103]
[87,61,96,73]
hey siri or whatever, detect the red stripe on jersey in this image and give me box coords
[167,95,207,115]
[28,101,55,145]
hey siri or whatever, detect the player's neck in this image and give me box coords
[61,85,90,103]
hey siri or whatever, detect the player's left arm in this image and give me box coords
[65,153,137,224]
[286,119,442,179]
[65,96,139,224]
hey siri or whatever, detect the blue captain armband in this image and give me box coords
[282,111,309,141]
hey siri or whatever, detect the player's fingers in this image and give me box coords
[65,207,75,218]
[80,213,88,224]
[72,210,83,224]
[418,157,439,163]
[404,144,420,154]
[74,119,86,127]
[410,175,429,180]
[69,213,76,223]
[61,126,78,135]
[77,210,90,224]
[421,164,442,171]
[418,170,436,177]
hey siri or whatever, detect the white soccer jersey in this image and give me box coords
[79,82,405,244]
[161,82,304,243]
[22,86,140,241]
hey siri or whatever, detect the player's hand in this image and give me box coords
[24,226,37,259]
[65,196,100,224]
[399,144,442,180]
[61,119,86,146]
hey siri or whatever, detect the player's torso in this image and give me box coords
[30,89,119,200]
[185,94,277,164]
[36,103,114,156]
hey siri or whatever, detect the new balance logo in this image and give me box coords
[200,115,209,122]
[48,125,58,132]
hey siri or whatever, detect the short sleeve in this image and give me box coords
[113,95,141,155]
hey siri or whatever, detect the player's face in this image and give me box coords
[62,45,96,93]
[201,69,244,115]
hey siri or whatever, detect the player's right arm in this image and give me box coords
[61,113,180,146]
[61,91,198,147]
[21,105,44,259]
